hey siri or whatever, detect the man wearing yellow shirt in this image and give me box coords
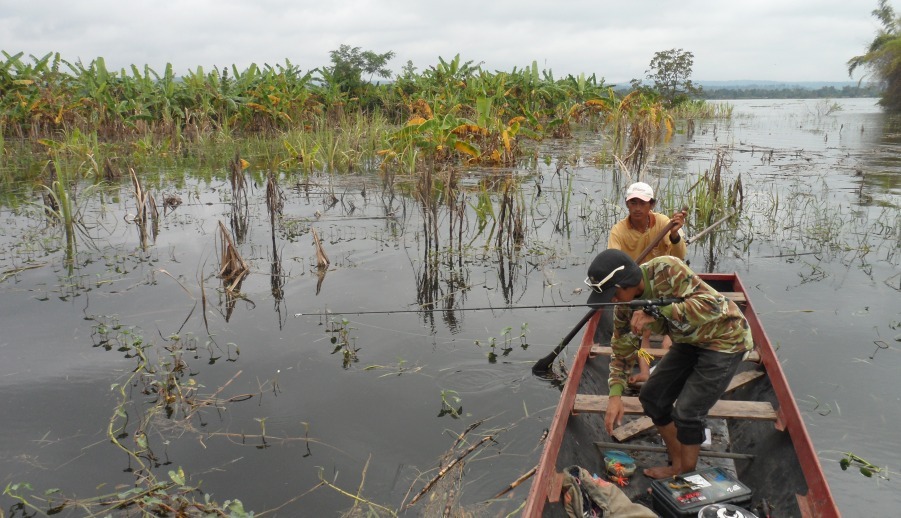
[608,181,687,262]
[602,182,687,382]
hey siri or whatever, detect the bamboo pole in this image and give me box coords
[405,435,493,509]
[493,465,537,499]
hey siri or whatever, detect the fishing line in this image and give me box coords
[294,298,684,317]
[312,315,564,351]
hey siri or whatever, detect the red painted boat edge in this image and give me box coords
[521,273,841,517]
[522,309,600,516]
[732,274,840,518]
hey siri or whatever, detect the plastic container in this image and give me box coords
[650,467,752,518]
[602,450,637,477]
[697,503,757,518]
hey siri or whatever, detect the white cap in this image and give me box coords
[625,182,654,202]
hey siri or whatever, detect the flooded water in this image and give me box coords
[0,98,898,516]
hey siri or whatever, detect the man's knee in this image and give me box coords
[639,389,670,423]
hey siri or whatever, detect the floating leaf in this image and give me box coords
[169,467,185,485]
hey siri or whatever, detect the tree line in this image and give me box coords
[849,0,901,110]
[699,84,883,100]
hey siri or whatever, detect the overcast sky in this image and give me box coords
[0,0,882,84]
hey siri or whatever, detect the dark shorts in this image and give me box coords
[638,342,744,445]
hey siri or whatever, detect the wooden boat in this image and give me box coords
[523,272,840,517]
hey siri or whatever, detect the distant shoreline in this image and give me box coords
[613,81,881,100]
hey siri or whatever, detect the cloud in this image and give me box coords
[0,0,880,82]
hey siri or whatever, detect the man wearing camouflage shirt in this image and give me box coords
[584,249,753,479]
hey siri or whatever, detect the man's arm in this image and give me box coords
[649,260,726,330]
[607,219,628,253]
[668,229,687,260]
[605,305,642,434]
[608,306,639,396]
[605,396,624,434]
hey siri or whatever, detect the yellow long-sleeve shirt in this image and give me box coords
[607,212,686,263]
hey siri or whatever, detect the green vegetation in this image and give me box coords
[631,48,702,108]
[0,48,718,182]
[670,100,733,119]
[839,452,893,480]
[325,44,396,108]
[1,318,262,516]
[326,317,359,368]
[0,47,738,516]
[474,324,529,363]
[438,389,464,418]
[848,0,901,110]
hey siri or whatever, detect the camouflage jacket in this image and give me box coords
[608,256,754,396]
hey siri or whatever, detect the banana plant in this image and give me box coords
[385,109,479,167]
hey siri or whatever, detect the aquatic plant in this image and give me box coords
[671,100,733,120]
[35,157,102,266]
[839,452,892,480]
[661,148,743,229]
[326,317,359,368]
[404,420,492,511]
[0,320,263,516]
[217,219,249,292]
[437,389,464,419]
[593,90,674,174]
[128,167,159,248]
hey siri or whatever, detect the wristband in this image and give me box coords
[669,233,681,244]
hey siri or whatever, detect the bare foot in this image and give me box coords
[629,372,649,384]
[643,465,680,479]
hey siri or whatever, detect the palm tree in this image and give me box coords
[848,0,901,111]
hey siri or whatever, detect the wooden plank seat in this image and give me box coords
[573,395,777,421]
[720,292,746,304]
[580,370,767,441]
[590,345,760,363]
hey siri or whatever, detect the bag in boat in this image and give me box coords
[560,465,656,518]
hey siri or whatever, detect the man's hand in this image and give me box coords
[630,310,656,336]
[605,395,624,434]
[669,209,686,238]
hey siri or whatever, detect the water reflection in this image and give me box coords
[414,241,469,334]
[266,172,288,328]
[1,98,899,515]
[229,153,250,244]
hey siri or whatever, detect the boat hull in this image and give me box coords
[523,273,839,517]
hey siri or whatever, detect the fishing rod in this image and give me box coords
[531,213,685,375]
[685,208,736,246]
[294,298,685,317]
[530,204,731,375]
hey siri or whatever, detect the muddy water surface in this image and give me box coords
[0,98,898,516]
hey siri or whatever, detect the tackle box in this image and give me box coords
[650,466,752,518]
